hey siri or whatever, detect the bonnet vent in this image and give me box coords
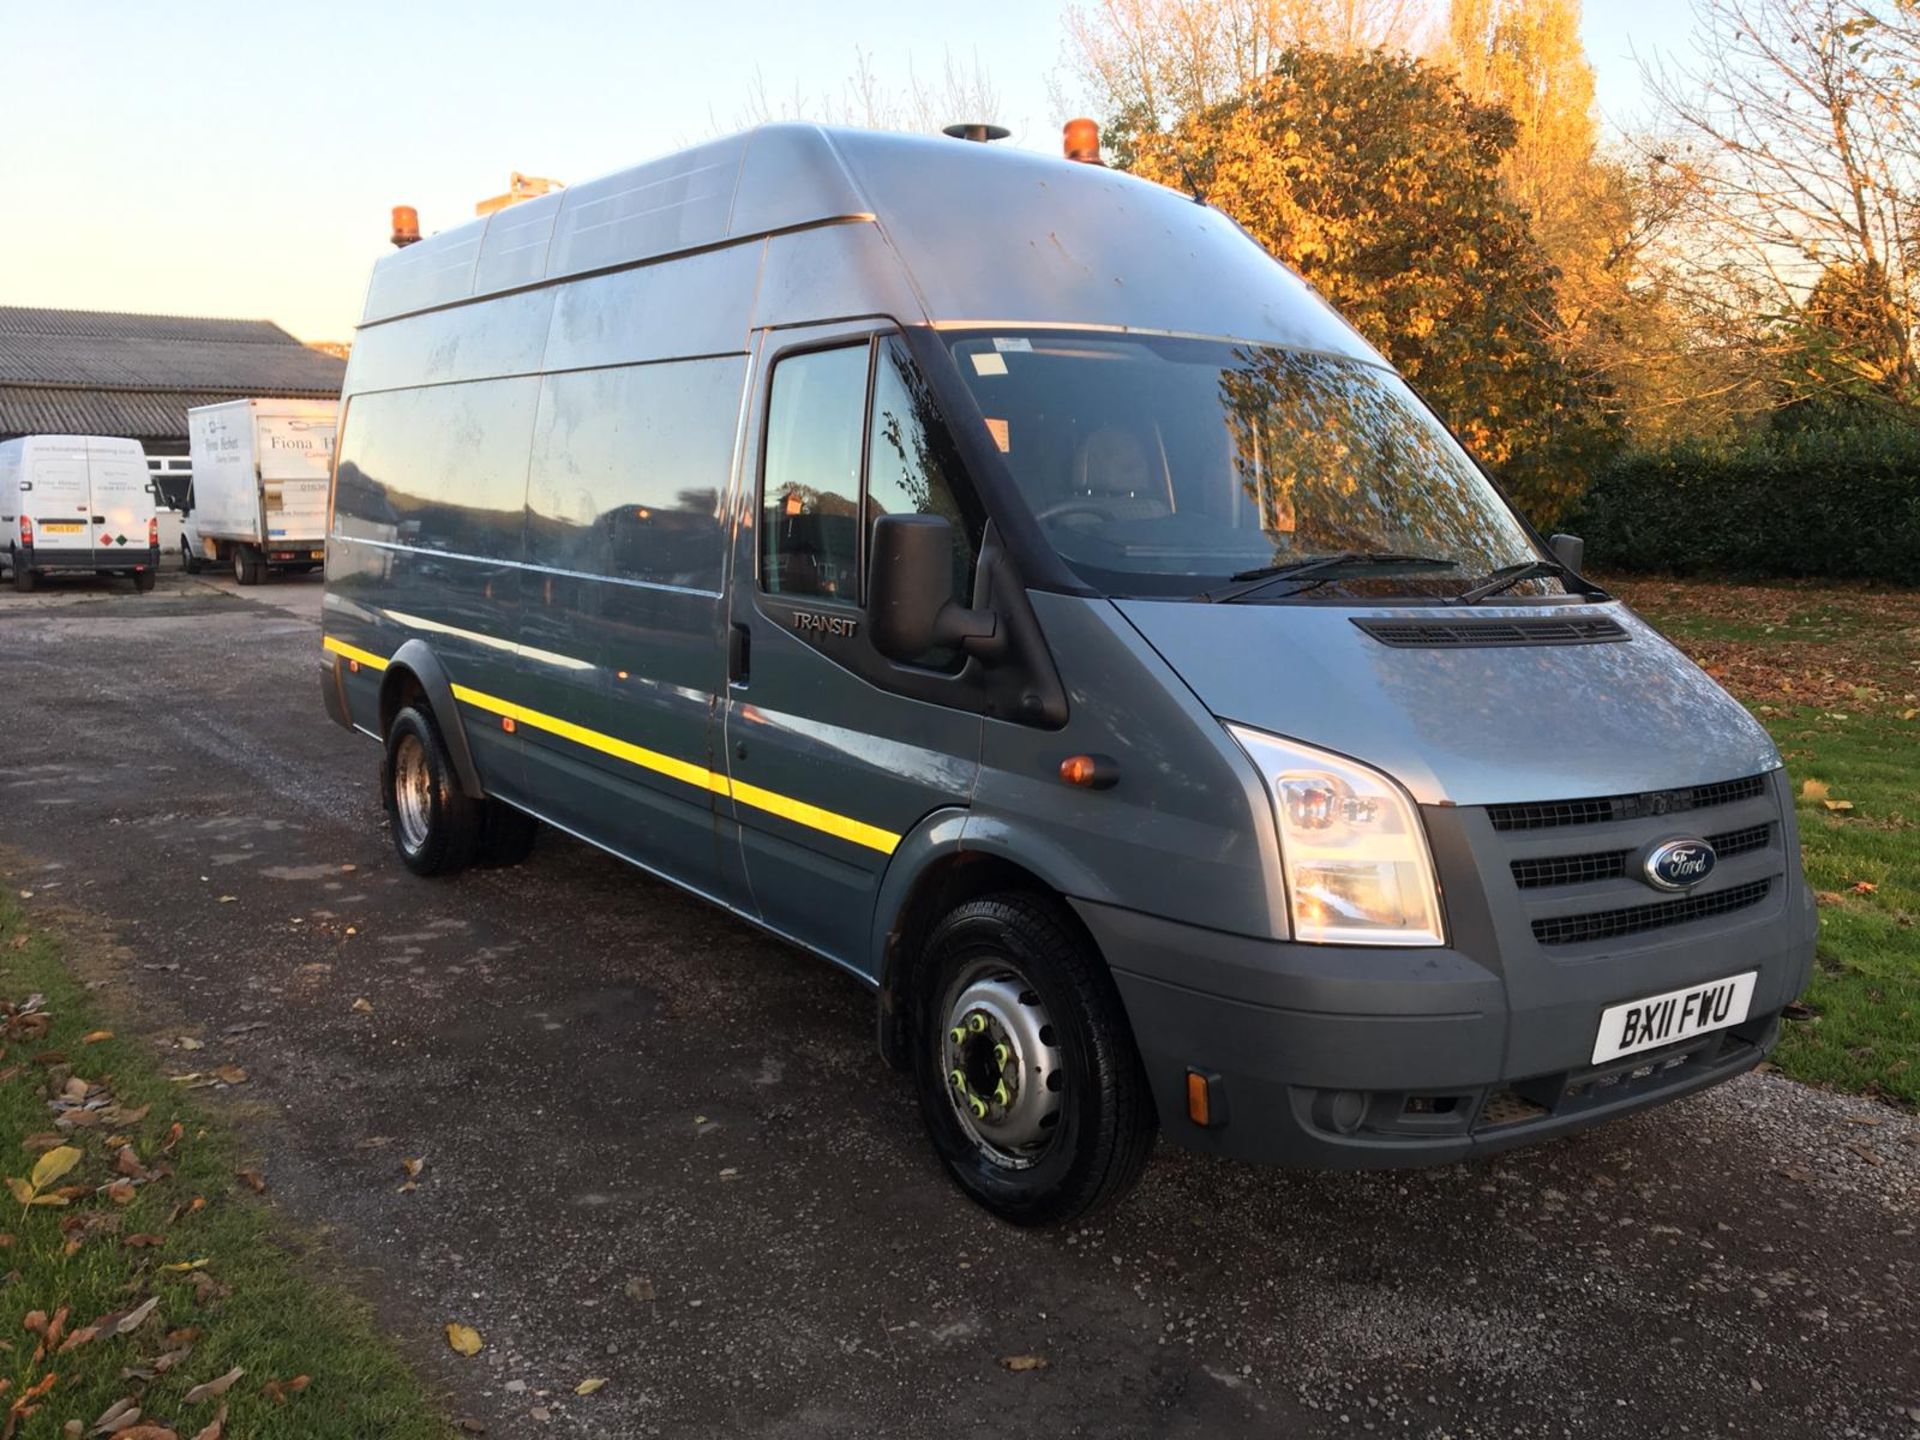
[1352,616,1629,649]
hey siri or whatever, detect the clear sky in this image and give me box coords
[0,0,1684,343]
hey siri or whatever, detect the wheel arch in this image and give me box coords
[873,813,1115,1070]
[377,639,485,799]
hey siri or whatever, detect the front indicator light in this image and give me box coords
[1228,725,1445,946]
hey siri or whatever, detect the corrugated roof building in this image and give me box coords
[0,307,345,462]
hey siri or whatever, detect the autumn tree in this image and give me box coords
[1133,48,1613,519]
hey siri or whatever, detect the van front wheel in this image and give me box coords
[382,705,481,877]
[913,894,1156,1226]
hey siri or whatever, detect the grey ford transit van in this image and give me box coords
[320,124,1815,1224]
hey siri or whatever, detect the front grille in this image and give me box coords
[1510,821,1775,890]
[1489,773,1769,832]
[1353,616,1628,648]
[1530,879,1772,946]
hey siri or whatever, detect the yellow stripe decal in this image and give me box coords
[449,682,902,856]
[329,632,899,853]
[322,635,390,672]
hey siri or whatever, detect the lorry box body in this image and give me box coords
[1,434,159,591]
[318,125,1816,1222]
[184,399,336,582]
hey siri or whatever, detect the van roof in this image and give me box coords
[360,124,1379,365]
[0,434,148,456]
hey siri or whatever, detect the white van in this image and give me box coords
[183,399,337,584]
[0,435,159,593]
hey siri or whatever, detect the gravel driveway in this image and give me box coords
[2,571,1915,1438]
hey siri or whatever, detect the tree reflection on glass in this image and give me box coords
[1218,346,1536,579]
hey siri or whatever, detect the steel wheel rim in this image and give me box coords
[392,735,433,853]
[939,956,1065,1170]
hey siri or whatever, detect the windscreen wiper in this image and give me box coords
[1452,558,1575,605]
[1202,551,1458,604]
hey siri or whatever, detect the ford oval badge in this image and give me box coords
[1645,838,1716,891]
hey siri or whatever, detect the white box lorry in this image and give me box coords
[0,434,159,593]
[184,399,337,584]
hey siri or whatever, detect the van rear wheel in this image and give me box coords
[232,546,263,586]
[12,564,34,594]
[382,704,481,877]
[133,570,155,593]
[913,893,1157,1226]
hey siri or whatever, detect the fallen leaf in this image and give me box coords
[1900,707,1918,721]
[182,1366,243,1404]
[161,1258,211,1273]
[115,1147,147,1179]
[217,896,236,904]
[401,1157,424,1179]
[1000,1354,1049,1372]
[123,1234,165,1248]
[91,1395,141,1433]
[625,1276,655,1302]
[211,1066,246,1086]
[80,1031,113,1046]
[1849,880,1878,895]
[1799,778,1829,801]
[1814,891,1846,907]
[445,1322,483,1357]
[189,1405,226,1440]
[575,1378,606,1396]
[31,1145,83,1191]
[115,1427,179,1440]
[105,1296,160,1338]
[233,1170,265,1194]
[105,1180,136,1205]
[176,1038,203,1052]
[351,998,374,1014]
[1822,799,1854,811]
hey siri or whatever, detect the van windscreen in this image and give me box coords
[946,332,1553,600]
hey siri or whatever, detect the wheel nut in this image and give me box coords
[950,1026,966,1045]
[993,1081,1010,1106]
[968,1096,988,1118]
[968,1013,987,1034]
[993,1043,1010,1068]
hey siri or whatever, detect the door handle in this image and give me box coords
[727,622,751,685]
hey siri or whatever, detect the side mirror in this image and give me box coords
[1549,532,1584,573]
[17,480,31,493]
[868,514,996,663]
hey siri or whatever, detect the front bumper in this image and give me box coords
[1079,870,1815,1170]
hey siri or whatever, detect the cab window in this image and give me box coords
[761,337,980,613]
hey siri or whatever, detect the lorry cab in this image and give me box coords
[0,434,159,593]
[319,124,1815,1224]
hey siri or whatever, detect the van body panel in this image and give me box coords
[1113,599,1780,806]
[967,592,1287,939]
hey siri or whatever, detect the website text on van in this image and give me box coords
[318,125,1816,1224]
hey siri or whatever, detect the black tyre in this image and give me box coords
[181,538,204,575]
[382,704,481,877]
[132,570,156,593]
[233,546,262,586]
[913,893,1157,1226]
[12,563,35,594]
[477,800,539,867]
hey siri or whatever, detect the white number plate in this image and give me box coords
[1591,971,1756,1065]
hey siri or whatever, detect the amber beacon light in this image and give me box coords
[1062,118,1104,165]
[390,205,422,248]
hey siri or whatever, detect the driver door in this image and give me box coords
[721,324,986,973]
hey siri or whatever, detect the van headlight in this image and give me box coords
[1228,726,1445,947]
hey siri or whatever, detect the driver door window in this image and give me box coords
[760,337,980,618]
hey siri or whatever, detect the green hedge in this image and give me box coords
[1569,426,1920,584]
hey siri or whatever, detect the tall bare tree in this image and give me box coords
[1648,0,1920,412]
[731,48,1001,135]
[1061,0,1432,154]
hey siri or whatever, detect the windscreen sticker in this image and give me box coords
[971,352,1008,377]
[984,418,1011,453]
[992,337,1032,353]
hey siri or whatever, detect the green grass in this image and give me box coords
[1613,577,1920,1109]
[0,894,449,1437]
